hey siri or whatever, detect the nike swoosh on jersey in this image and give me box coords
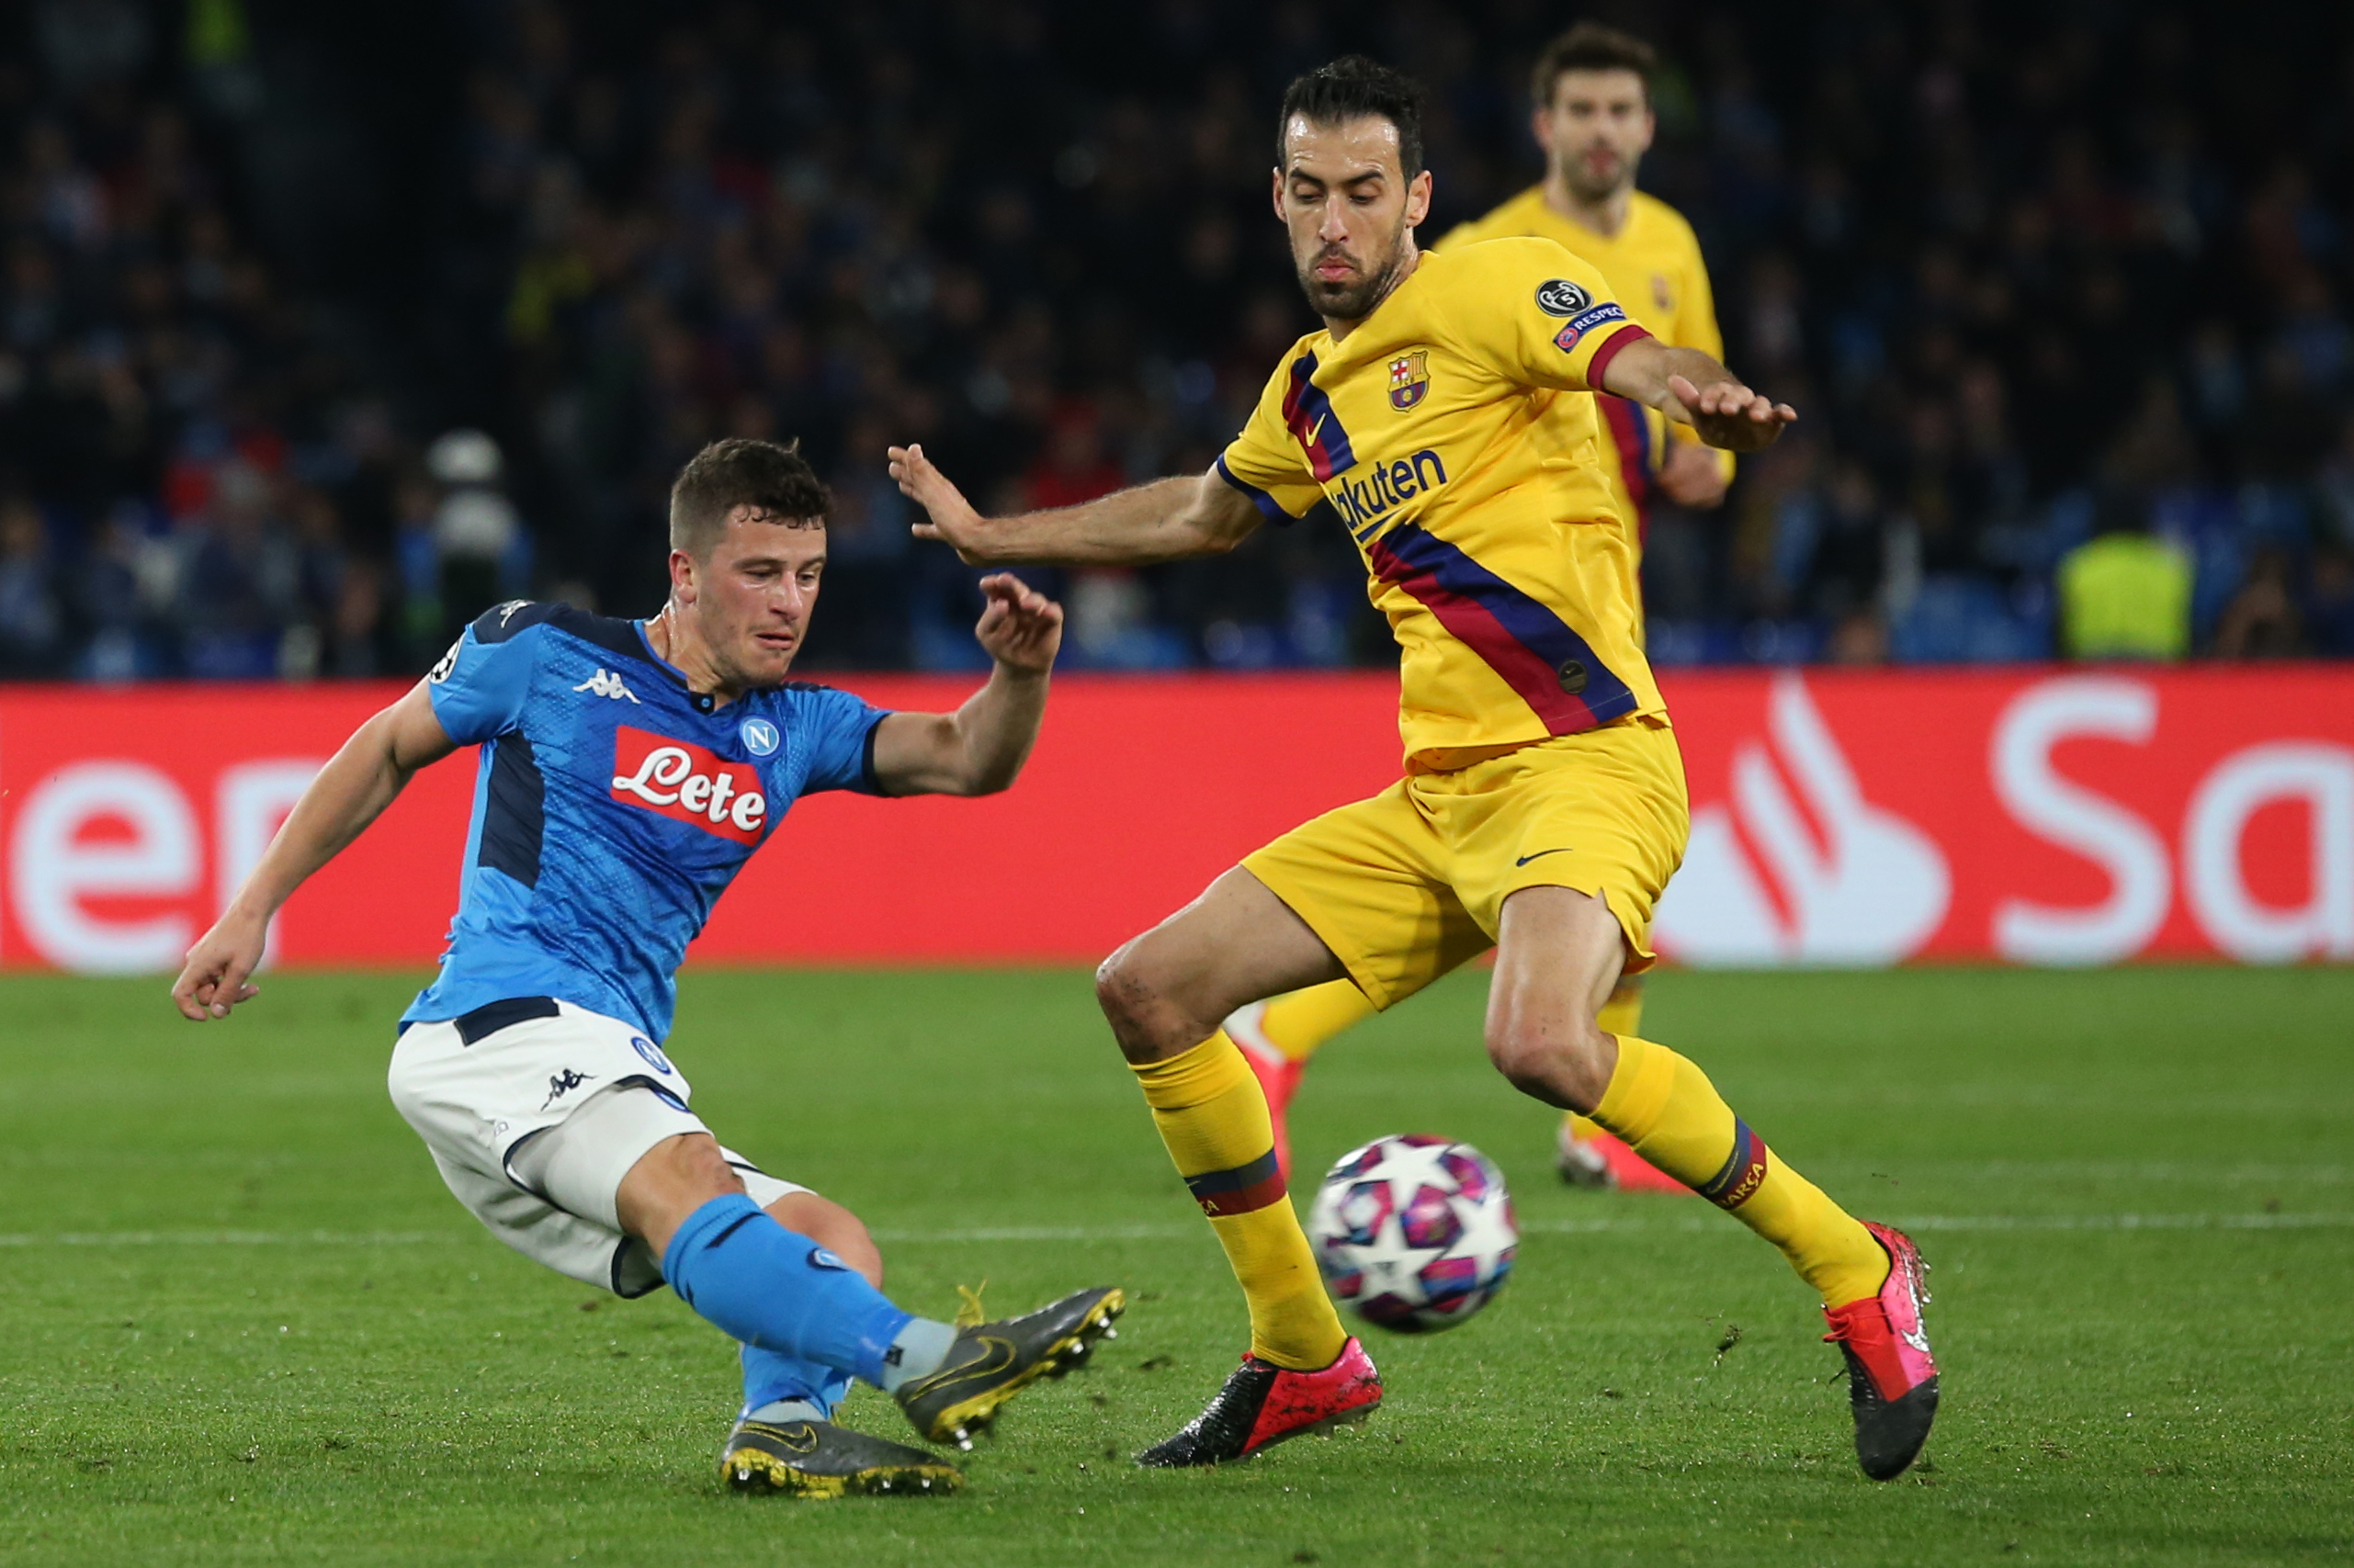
[1515,848,1576,866]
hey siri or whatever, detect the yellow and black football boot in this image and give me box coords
[719,1416,962,1497]
[895,1285,1126,1449]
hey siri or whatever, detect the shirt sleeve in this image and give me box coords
[424,601,548,746]
[796,685,892,795]
[1434,237,1653,396]
[1214,354,1327,525]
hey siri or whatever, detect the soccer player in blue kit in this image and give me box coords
[169,438,1124,1497]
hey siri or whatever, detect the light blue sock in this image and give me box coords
[740,1344,843,1421]
[746,1398,828,1424]
[875,1317,957,1393]
[661,1195,912,1385]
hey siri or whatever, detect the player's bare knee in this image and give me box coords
[1484,1014,1613,1111]
[676,1134,742,1194]
[1480,1017,1548,1095]
[614,1132,744,1252]
[831,1217,884,1290]
[1092,944,1147,1033]
[1549,1019,1619,1110]
[770,1193,884,1289]
[1095,942,1190,1063]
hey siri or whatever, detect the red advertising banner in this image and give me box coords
[2,668,2348,973]
[1651,668,2352,966]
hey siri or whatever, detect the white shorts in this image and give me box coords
[387,998,807,1297]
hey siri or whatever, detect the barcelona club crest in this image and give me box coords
[1387,349,1431,411]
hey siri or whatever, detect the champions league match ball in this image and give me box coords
[1306,1134,1518,1334]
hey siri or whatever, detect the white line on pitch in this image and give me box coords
[3,1212,2348,1249]
[873,1212,2354,1243]
[0,1231,446,1247]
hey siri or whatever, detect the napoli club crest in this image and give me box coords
[1387,349,1431,411]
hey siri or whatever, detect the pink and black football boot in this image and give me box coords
[1136,1337,1381,1467]
[1821,1221,1940,1480]
[1227,1001,1303,1186]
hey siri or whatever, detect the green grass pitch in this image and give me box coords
[2,965,2348,1566]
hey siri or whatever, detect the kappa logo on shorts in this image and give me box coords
[629,1035,674,1075]
[541,1068,597,1109]
[610,726,769,843]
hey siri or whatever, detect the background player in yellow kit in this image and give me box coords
[1227,24,1727,1193]
[888,55,1940,1483]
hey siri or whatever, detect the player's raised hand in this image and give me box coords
[1669,374,1796,453]
[890,444,992,563]
[170,908,268,1022]
[972,572,1063,674]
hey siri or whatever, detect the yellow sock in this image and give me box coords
[1132,1033,1349,1370]
[1256,980,1376,1064]
[1565,976,1648,1143]
[1591,1035,1889,1306]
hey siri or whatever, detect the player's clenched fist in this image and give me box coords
[972,572,1063,674]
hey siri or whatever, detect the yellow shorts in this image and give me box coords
[1242,716,1690,1011]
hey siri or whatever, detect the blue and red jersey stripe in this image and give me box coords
[1214,454,1293,524]
[1363,522,1638,735]
[1599,395,1656,541]
[1280,351,1356,481]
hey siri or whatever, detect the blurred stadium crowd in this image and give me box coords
[3,0,2352,680]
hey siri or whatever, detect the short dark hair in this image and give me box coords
[1531,22,1658,109]
[668,437,829,558]
[1276,55,1428,177]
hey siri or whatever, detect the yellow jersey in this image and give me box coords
[1439,187,1732,538]
[1217,238,1660,770]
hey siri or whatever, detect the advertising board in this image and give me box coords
[3,668,2347,973]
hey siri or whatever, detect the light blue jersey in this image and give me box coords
[401,601,887,1040]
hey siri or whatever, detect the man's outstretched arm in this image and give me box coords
[1598,335,1797,454]
[868,573,1063,797]
[171,683,459,1021]
[888,444,1262,567]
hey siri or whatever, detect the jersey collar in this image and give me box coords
[632,620,727,715]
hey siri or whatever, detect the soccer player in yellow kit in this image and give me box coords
[1231,25,1726,1194]
[889,56,1939,1482]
